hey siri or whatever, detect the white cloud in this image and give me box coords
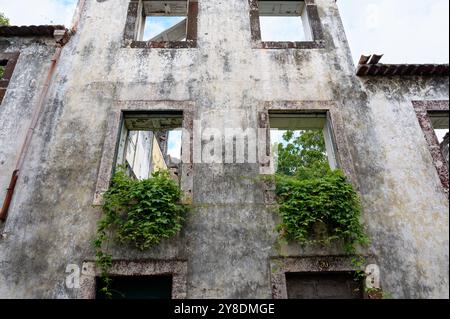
[0,0,447,65]
[0,0,76,26]
[338,0,449,64]
[270,129,286,146]
[364,4,381,30]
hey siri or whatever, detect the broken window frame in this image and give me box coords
[115,111,184,181]
[123,0,198,49]
[412,100,450,192]
[249,0,325,49]
[0,52,19,105]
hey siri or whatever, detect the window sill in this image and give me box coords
[254,40,325,50]
[126,40,197,49]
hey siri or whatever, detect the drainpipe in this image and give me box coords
[0,37,64,222]
[70,0,86,35]
[0,1,86,222]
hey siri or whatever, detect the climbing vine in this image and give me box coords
[93,168,188,298]
[273,129,372,295]
[273,129,369,254]
[275,169,369,254]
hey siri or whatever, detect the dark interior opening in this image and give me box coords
[96,275,173,299]
[0,59,7,80]
[285,272,363,299]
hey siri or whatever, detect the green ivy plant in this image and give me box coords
[0,13,8,80]
[0,12,9,26]
[273,129,370,281]
[93,168,188,298]
[275,169,369,254]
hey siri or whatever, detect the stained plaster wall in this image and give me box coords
[0,0,448,298]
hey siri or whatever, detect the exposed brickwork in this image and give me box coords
[186,0,198,41]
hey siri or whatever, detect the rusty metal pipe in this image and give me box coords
[70,0,86,35]
[0,170,18,221]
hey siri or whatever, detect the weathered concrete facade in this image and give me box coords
[0,0,448,299]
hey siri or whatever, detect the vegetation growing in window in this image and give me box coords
[0,12,9,26]
[274,130,369,254]
[93,168,188,298]
[272,129,378,295]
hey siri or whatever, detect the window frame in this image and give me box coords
[268,111,338,172]
[258,101,358,206]
[0,52,19,105]
[93,100,194,206]
[249,0,326,49]
[412,100,449,192]
[258,101,355,178]
[95,275,173,299]
[270,257,368,299]
[285,271,364,299]
[80,260,187,299]
[123,0,198,49]
[116,111,184,180]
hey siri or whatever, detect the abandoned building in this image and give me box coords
[0,0,448,299]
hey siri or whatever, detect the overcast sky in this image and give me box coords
[0,0,448,64]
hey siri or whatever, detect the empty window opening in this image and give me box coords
[269,112,337,177]
[116,112,183,182]
[143,16,186,41]
[258,1,312,42]
[0,53,19,105]
[95,275,173,299]
[135,0,197,42]
[285,272,363,299]
[0,59,7,95]
[429,111,449,166]
[0,63,5,79]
